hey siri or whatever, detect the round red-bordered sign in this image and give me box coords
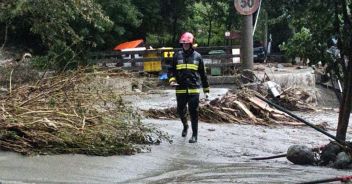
[234,0,260,15]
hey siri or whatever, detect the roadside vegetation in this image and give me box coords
[0,68,168,155]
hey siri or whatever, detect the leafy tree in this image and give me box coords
[279,27,314,63]
[160,0,197,46]
[132,0,161,36]
[98,0,142,49]
[0,0,34,50]
[264,0,352,141]
[192,1,228,46]
[125,0,197,47]
[263,0,336,62]
[1,0,113,70]
[1,0,240,52]
[225,0,242,31]
[260,0,291,52]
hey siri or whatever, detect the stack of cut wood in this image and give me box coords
[145,89,304,126]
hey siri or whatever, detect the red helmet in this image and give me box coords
[179,32,194,44]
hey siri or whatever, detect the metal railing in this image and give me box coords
[88,46,241,73]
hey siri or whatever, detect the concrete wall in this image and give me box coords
[262,68,316,89]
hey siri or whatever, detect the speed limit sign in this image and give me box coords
[234,0,260,15]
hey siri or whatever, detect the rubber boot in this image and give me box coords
[188,95,199,143]
[189,119,198,143]
[189,135,197,143]
[181,118,188,137]
[182,125,188,137]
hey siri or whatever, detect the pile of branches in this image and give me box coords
[0,70,167,156]
[277,87,317,111]
[146,89,302,126]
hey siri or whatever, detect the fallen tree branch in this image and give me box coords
[9,69,13,95]
[0,70,169,155]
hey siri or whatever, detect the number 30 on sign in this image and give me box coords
[234,0,260,15]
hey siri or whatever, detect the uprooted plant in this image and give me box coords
[0,70,169,156]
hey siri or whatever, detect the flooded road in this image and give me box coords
[0,88,351,183]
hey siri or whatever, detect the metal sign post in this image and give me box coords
[234,0,260,70]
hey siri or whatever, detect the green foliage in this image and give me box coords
[97,0,142,49]
[1,0,241,53]
[0,0,26,21]
[146,33,173,47]
[31,41,77,71]
[1,0,113,70]
[279,27,313,60]
[192,1,229,46]
[27,0,113,54]
[263,1,338,62]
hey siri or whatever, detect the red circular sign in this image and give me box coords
[234,0,260,15]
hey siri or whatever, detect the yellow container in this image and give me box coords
[144,51,162,72]
[144,61,162,72]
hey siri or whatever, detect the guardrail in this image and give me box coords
[88,46,241,75]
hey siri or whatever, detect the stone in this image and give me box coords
[333,152,352,169]
[0,87,8,92]
[320,142,342,165]
[286,145,316,165]
[276,64,284,69]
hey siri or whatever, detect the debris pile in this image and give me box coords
[0,70,167,155]
[277,87,316,111]
[258,79,317,111]
[146,89,305,126]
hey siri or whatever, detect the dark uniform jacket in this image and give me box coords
[169,49,209,94]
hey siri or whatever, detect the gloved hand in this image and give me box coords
[204,92,209,100]
[170,81,179,87]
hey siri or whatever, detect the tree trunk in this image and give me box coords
[172,15,178,46]
[207,19,212,46]
[336,0,352,141]
[263,11,268,53]
[336,59,352,141]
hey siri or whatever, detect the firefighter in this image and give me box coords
[169,32,210,143]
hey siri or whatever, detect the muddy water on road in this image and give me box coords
[125,118,351,184]
[1,117,348,184]
[0,88,351,183]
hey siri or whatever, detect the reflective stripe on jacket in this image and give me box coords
[169,50,210,94]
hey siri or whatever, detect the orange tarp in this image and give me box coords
[113,39,144,51]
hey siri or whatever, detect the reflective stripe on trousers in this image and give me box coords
[176,88,200,94]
